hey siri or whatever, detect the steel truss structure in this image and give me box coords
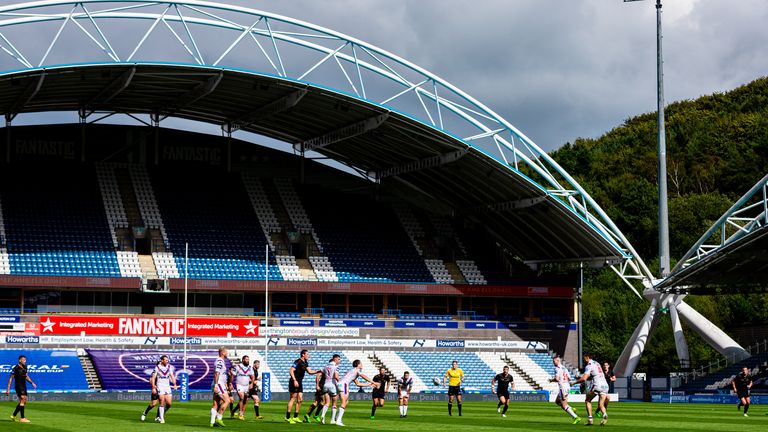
[0,1,744,374]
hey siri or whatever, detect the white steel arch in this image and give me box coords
[0,0,652,291]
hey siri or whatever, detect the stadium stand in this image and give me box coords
[397,351,495,391]
[87,349,227,391]
[504,351,558,392]
[150,167,282,281]
[680,352,768,392]
[0,164,122,277]
[372,351,429,392]
[0,349,89,391]
[95,163,128,248]
[301,185,434,283]
[274,178,324,252]
[0,194,8,275]
[475,351,534,391]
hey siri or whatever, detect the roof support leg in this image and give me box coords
[669,299,690,370]
[676,300,748,359]
[614,297,660,377]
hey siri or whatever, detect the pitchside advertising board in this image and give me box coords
[38,315,259,337]
[0,349,88,391]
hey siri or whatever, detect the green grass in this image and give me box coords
[2,400,767,431]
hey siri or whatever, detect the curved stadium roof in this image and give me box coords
[0,0,652,285]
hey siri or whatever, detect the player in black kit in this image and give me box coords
[371,366,390,420]
[732,367,753,416]
[6,355,37,423]
[286,349,320,423]
[492,366,515,417]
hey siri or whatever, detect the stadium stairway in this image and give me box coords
[0,194,9,273]
[274,178,324,252]
[95,163,128,248]
[392,202,454,284]
[475,351,534,391]
[78,348,103,391]
[504,352,557,393]
[427,214,487,285]
[241,173,280,251]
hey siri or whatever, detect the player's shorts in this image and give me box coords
[314,389,325,402]
[339,383,351,397]
[737,389,750,399]
[372,389,386,399]
[497,390,510,400]
[249,386,261,398]
[588,383,609,395]
[213,383,228,396]
[15,384,27,397]
[236,384,250,395]
[157,386,172,396]
[399,390,409,399]
[557,386,571,401]
[323,383,337,397]
[448,385,461,396]
[151,391,160,401]
[288,380,303,394]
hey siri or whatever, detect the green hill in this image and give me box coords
[550,76,768,373]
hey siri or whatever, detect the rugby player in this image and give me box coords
[152,355,177,424]
[491,365,514,417]
[733,366,753,416]
[370,366,390,420]
[233,355,255,420]
[320,354,342,424]
[141,361,160,422]
[304,364,326,423]
[571,353,609,426]
[286,349,320,423]
[398,371,413,418]
[549,356,580,424]
[336,359,379,426]
[443,360,464,416]
[209,347,230,427]
[250,360,263,420]
[6,355,37,423]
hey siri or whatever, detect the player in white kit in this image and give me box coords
[233,355,255,421]
[571,353,609,426]
[210,347,231,427]
[334,359,379,427]
[398,371,413,418]
[549,356,580,424]
[151,355,177,424]
[320,355,342,424]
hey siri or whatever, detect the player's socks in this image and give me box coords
[286,411,291,420]
[308,406,316,417]
[321,405,329,420]
[744,403,749,414]
[457,403,462,416]
[210,408,217,425]
[448,403,452,415]
[738,402,743,411]
[19,406,25,419]
[502,404,508,415]
[159,406,164,421]
[12,404,20,417]
[399,405,404,416]
[337,407,345,423]
[143,405,153,416]
[332,407,337,422]
[566,406,578,419]
[371,405,377,417]
[254,404,260,417]
[404,405,408,416]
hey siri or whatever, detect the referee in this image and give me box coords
[6,355,37,423]
[443,360,465,416]
[732,367,753,417]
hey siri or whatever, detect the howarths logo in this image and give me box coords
[170,337,202,345]
[5,335,40,344]
[286,338,317,346]
[436,340,465,348]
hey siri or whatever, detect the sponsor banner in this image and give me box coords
[319,320,385,328]
[464,322,497,329]
[39,316,259,337]
[262,327,359,337]
[651,394,768,404]
[318,338,417,348]
[286,338,317,346]
[436,340,465,348]
[280,319,314,327]
[0,316,20,323]
[499,322,529,330]
[464,340,548,350]
[0,349,88,390]
[394,321,458,329]
[5,335,40,344]
[0,323,25,332]
[170,337,202,345]
[179,372,190,402]
[262,372,271,402]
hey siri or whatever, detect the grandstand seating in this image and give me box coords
[373,351,428,392]
[95,163,128,247]
[274,178,324,251]
[475,351,534,391]
[309,255,338,282]
[0,193,9,273]
[301,186,434,283]
[88,349,225,391]
[680,352,768,392]
[505,351,558,393]
[152,251,180,278]
[115,250,142,277]
[397,351,495,391]
[150,167,282,280]
[0,164,122,277]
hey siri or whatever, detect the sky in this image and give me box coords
[4,0,768,152]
